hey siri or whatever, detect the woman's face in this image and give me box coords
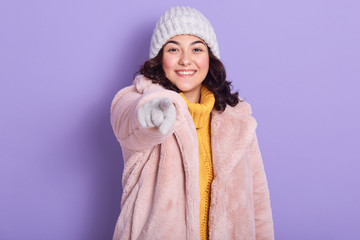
[162,34,209,103]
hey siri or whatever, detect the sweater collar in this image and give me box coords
[180,86,215,129]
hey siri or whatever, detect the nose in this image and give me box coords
[178,52,191,66]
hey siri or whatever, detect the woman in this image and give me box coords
[110,6,274,240]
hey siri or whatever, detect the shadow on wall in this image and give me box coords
[83,23,154,239]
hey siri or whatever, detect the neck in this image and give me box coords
[181,86,202,103]
[182,93,200,103]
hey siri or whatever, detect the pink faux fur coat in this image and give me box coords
[110,75,274,240]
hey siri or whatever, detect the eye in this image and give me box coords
[193,48,203,52]
[167,48,178,52]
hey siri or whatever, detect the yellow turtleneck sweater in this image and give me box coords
[180,86,215,240]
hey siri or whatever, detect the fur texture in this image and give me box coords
[110,75,274,240]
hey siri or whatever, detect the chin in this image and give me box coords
[175,85,195,92]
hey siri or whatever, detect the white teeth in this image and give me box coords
[176,71,195,75]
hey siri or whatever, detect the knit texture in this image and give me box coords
[180,86,215,240]
[150,6,220,59]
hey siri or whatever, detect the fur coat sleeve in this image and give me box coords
[251,134,274,239]
[110,76,200,239]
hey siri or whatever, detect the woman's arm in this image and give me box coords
[251,134,275,240]
[110,85,186,151]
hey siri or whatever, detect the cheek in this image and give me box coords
[195,56,210,72]
[162,55,176,75]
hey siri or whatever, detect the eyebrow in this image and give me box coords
[164,40,206,47]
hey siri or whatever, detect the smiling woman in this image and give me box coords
[110,6,274,240]
[162,35,209,102]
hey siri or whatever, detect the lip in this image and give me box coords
[175,69,197,77]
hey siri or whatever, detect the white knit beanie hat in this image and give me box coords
[149,6,220,59]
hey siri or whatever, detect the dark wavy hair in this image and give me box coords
[139,48,240,111]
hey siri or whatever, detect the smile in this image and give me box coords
[175,70,196,76]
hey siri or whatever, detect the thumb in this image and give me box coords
[158,100,176,135]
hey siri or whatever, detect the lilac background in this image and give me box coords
[1,0,359,239]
